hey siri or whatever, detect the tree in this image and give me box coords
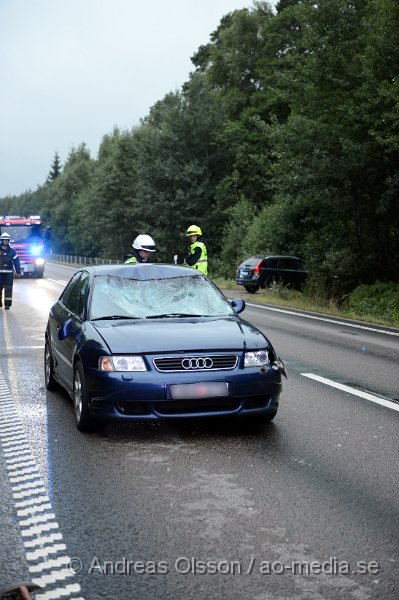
[47,152,62,183]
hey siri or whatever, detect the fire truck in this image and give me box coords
[0,215,46,277]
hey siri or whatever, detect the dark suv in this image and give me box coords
[236,255,307,293]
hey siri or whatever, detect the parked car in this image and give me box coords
[44,263,286,432]
[236,255,308,293]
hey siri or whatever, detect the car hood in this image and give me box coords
[92,317,268,354]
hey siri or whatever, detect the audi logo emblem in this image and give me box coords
[182,357,214,370]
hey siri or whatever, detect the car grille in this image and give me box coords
[153,354,238,372]
[154,398,240,415]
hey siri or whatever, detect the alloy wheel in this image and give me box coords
[74,369,83,423]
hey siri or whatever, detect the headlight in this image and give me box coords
[35,258,45,265]
[99,356,147,372]
[244,350,270,368]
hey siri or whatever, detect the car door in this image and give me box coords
[51,271,90,388]
[261,257,278,287]
[276,258,297,286]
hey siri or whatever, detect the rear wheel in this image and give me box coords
[44,339,59,391]
[244,285,259,293]
[263,277,276,290]
[73,362,99,432]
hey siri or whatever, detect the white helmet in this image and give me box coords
[132,234,156,252]
[0,232,10,241]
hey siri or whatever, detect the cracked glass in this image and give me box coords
[90,275,235,320]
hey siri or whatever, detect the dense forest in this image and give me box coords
[1,0,398,301]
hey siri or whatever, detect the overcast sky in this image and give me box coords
[0,0,277,198]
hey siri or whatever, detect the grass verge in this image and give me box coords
[212,277,399,329]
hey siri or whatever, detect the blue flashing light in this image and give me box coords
[30,244,43,256]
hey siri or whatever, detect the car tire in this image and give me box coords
[263,277,275,290]
[73,362,99,432]
[244,285,259,293]
[44,339,59,391]
[260,408,277,421]
[248,409,278,424]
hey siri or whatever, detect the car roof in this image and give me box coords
[247,255,302,260]
[77,263,202,280]
[264,255,302,260]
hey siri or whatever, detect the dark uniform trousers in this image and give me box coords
[0,244,21,309]
[0,272,14,308]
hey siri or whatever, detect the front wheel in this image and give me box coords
[246,409,278,425]
[73,362,99,432]
[244,285,259,293]
[44,339,59,391]
[259,408,277,422]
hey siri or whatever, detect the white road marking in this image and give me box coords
[0,368,85,599]
[45,278,68,286]
[302,373,399,412]
[247,303,399,336]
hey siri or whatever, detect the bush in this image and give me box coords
[343,282,399,324]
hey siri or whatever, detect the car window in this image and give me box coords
[90,274,235,320]
[62,271,90,319]
[278,258,296,269]
[59,273,82,308]
[265,258,278,268]
[239,257,263,268]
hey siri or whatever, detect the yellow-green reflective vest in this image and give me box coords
[125,256,138,264]
[190,241,208,275]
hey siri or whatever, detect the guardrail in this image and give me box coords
[49,253,122,266]
[48,253,180,266]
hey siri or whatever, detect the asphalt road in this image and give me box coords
[0,262,398,600]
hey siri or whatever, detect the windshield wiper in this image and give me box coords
[146,313,205,319]
[91,315,140,321]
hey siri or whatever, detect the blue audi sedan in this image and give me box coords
[44,264,286,432]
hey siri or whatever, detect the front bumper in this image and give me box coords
[85,362,284,421]
[20,259,45,274]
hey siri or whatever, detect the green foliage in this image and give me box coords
[0,0,398,297]
[344,281,399,324]
[47,144,95,254]
[47,152,62,183]
[217,197,257,278]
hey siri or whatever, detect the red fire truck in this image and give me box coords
[0,215,46,277]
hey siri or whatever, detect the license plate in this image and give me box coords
[240,270,249,277]
[169,382,228,400]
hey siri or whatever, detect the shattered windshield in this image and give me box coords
[90,275,235,320]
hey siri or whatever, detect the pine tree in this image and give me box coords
[47,152,62,182]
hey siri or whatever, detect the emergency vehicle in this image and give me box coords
[0,215,46,277]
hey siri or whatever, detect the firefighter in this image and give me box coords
[184,225,208,275]
[0,232,21,309]
[124,234,156,264]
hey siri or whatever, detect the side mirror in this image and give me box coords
[58,318,74,341]
[230,298,246,314]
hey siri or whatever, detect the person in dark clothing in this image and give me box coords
[0,232,21,309]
